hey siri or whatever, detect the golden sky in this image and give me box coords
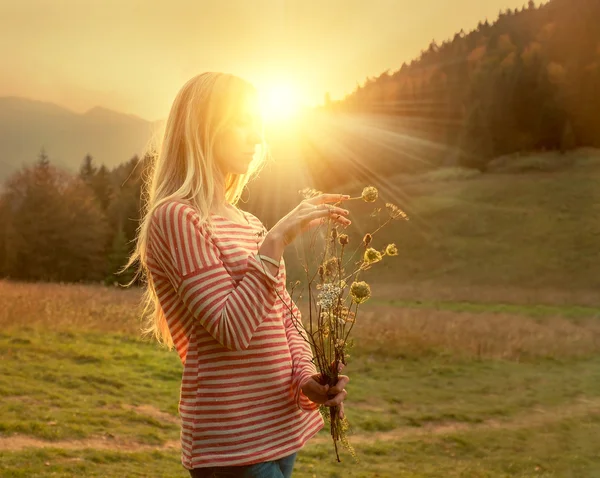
[0,0,528,121]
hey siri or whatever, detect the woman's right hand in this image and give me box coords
[272,193,352,246]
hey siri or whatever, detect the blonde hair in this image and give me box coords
[122,72,268,349]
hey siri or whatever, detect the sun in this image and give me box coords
[258,83,302,123]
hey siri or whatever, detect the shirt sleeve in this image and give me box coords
[281,288,320,412]
[149,201,281,351]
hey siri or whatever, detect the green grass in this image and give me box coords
[372,164,600,291]
[345,356,600,431]
[372,298,600,320]
[0,449,185,478]
[286,151,600,298]
[3,418,600,478]
[4,154,600,476]
[3,416,600,477]
[4,415,600,478]
[295,415,600,477]
[0,329,181,444]
[2,326,600,477]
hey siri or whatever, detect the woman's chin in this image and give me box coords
[230,164,251,175]
[221,156,254,176]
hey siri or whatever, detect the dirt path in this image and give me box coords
[0,435,180,453]
[1,398,599,453]
[312,396,600,445]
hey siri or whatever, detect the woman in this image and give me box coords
[125,72,351,477]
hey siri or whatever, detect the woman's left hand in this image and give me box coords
[301,374,349,419]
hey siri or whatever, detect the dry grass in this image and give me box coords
[371,281,600,308]
[3,279,599,362]
[349,304,600,360]
[3,279,600,477]
[0,279,144,335]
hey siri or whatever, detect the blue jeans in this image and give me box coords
[188,452,297,478]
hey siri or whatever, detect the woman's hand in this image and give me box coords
[272,193,352,247]
[257,193,352,270]
[301,374,349,419]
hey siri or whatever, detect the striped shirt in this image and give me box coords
[146,199,324,470]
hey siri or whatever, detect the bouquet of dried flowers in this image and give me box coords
[284,185,408,461]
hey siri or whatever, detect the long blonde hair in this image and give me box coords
[123,72,268,349]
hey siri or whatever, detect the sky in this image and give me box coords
[0,0,529,121]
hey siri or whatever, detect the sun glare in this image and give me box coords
[259,84,302,122]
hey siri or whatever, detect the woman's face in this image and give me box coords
[214,95,263,176]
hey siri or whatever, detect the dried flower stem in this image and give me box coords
[253,187,405,463]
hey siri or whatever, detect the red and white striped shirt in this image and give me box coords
[146,199,324,470]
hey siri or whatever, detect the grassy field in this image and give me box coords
[3,155,600,477]
[281,149,600,298]
[1,277,600,478]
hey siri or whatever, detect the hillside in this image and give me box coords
[330,0,600,169]
[276,149,600,305]
[0,97,154,185]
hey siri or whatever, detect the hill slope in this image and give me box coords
[278,150,600,305]
[0,97,154,184]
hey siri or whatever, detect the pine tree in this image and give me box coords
[79,154,97,183]
[0,158,109,282]
[37,148,50,168]
[90,164,113,211]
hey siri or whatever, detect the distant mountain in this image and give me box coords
[0,97,156,185]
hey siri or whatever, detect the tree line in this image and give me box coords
[2,0,599,284]
[327,0,600,169]
[0,151,148,284]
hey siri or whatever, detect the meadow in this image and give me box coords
[2,152,600,477]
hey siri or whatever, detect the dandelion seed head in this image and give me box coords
[361,186,378,203]
[317,283,342,311]
[386,202,408,220]
[364,248,382,264]
[323,257,339,278]
[350,281,371,304]
[385,243,398,256]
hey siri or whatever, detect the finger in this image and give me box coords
[308,376,330,394]
[324,389,347,407]
[311,204,350,216]
[304,207,351,222]
[297,212,326,227]
[301,209,351,226]
[329,375,350,395]
[299,205,348,221]
[338,402,345,420]
[305,194,350,205]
